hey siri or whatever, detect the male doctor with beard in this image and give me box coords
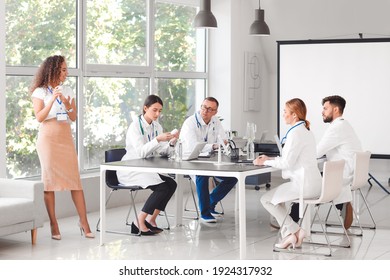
[316,95,363,229]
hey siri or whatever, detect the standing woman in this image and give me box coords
[30,55,94,240]
[117,95,178,235]
[254,98,322,249]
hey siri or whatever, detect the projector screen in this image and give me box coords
[278,38,390,158]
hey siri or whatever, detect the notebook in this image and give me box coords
[182,142,207,161]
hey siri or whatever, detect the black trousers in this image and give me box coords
[142,174,177,215]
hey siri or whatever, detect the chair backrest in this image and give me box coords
[316,159,345,203]
[105,148,126,188]
[351,151,371,191]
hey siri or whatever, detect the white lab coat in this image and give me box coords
[316,117,362,204]
[264,122,322,206]
[117,115,174,188]
[179,112,226,157]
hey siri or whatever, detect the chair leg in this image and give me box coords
[126,191,138,226]
[181,178,200,220]
[162,210,170,230]
[97,189,139,236]
[96,189,116,231]
[273,202,295,251]
[357,189,376,229]
[331,202,351,247]
[130,191,141,236]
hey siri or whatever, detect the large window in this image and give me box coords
[4,0,207,178]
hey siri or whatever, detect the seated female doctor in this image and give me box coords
[117,95,178,235]
[253,98,322,249]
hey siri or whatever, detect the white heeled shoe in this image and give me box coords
[78,222,95,239]
[295,228,306,248]
[275,234,297,250]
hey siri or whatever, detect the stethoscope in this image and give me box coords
[195,112,215,142]
[280,120,305,145]
[138,115,158,142]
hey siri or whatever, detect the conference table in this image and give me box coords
[99,156,277,259]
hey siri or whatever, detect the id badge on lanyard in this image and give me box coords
[56,99,68,122]
[48,86,68,122]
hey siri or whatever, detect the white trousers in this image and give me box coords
[260,187,300,239]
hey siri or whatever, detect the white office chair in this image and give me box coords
[350,151,376,229]
[325,151,375,233]
[274,159,350,257]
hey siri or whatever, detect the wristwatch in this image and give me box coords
[66,108,74,113]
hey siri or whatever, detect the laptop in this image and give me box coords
[274,135,283,156]
[182,142,207,161]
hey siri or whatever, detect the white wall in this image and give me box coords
[209,0,273,139]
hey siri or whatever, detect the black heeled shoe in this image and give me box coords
[131,222,156,236]
[145,220,163,233]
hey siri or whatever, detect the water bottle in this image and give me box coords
[175,140,183,162]
[246,140,255,160]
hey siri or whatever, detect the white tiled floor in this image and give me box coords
[1,159,390,260]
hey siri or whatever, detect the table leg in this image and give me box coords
[238,174,247,259]
[174,174,185,226]
[99,168,106,246]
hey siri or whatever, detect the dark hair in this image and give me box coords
[322,95,346,114]
[285,98,310,130]
[30,55,65,94]
[203,97,219,108]
[143,94,163,114]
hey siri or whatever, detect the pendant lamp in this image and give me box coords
[249,0,270,36]
[193,0,217,28]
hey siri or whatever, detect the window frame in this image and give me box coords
[2,0,208,178]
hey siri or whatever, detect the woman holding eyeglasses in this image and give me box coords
[254,98,322,250]
[117,95,178,235]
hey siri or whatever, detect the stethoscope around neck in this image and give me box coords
[195,112,215,142]
[280,120,305,144]
[138,115,157,142]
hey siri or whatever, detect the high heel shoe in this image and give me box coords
[78,222,95,239]
[51,225,61,240]
[295,228,306,248]
[51,234,61,240]
[144,220,163,233]
[275,234,297,250]
[131,222,156,236]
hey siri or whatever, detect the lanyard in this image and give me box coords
[138,115,158,142]
[280,121,305,144]
[47,87,62,105]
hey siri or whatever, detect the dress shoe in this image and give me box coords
[341,202,353,230]
[144,220,163,233]
[275,234,297,250]
[295,228,306,248]
[131,222,156,236]
[78,222,95,238]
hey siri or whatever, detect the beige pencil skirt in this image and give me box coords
[36,119,82,191]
